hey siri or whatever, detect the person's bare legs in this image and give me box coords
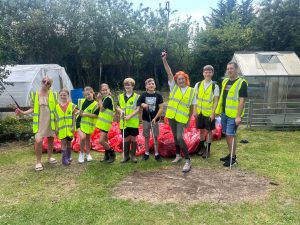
[35,137,43,167]
[47,136,55,162]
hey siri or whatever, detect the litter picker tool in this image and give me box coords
[164,1,170,52]
[122,111,126,161]
[206,117,211,159]
[230,125,238,170]
[0,80,21,109]
[148,109,158,153]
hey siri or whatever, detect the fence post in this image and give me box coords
[247,100,253,128]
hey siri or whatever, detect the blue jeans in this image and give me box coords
[221,113,237,136]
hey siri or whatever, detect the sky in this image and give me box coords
[129,0,220,27]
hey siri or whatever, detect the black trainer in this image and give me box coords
[142,154,149,161]
[223,156,237,167]
[155,154,162,162]
[220,154,230,162]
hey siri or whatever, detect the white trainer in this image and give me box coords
[171,154,182,163]
[182,160,191,173]
[78,152,85,163]
[86,154,93,162]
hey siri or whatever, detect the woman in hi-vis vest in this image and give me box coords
[16,76,58,171]
[161,51,196,173]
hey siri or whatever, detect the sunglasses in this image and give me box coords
[42,80,51,86]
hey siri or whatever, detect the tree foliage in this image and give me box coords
[0,0,299,90]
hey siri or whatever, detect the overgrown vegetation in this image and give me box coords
[0,116,32,141]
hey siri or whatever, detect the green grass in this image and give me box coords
[0,129,300,225]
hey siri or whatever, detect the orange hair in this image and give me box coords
[174,71,190,86]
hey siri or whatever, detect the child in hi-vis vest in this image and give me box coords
[76,86,99,163]
[96,83,116,163]
[116,78,140,163]
[55,89,77,165]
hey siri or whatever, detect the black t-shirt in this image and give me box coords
[138,91,163,122]
[102,97,113,111]
[76,99,99,127]
[222,78,248,112]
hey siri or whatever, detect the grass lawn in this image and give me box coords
[0,129,299,225]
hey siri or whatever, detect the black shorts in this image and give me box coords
[196,114,215,130]
[121,127,139,138]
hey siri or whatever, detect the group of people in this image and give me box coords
[17,51,247,172]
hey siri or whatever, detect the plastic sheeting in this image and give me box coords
[0,64,73,108]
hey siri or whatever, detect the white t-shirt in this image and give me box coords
[168,80,196,104]
[194,80,220,97]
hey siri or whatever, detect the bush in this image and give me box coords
[0,116,33,141]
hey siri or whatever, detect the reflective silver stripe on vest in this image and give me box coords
[169,98,190,107]
[80,121,95,127]
[97,117,112,124]
[33,113,38,116]
[57,125,73,131]
[196,105,212,111]
[103,110,114,116]
[227,78,243,101]
[167,106,189,117]
[56,116,73,122]
[131,114,139,119]
[171,85,179,98]
[196,97,212,103]
[187,88,194,106]
[92,104,98,113]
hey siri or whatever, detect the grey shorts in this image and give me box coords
[142,120,159,137]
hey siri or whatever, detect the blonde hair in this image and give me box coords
[59,88,69,95]
[41,76,53,89]
[84,86,95,99]
[123,77,135,87]
[99,83,111,95]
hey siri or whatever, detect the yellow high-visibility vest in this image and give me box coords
[216,77,248,118]
[31,91,58,134]
[96,96,115,132]
[165,84,195,124]
[196,81,215,117]
[118,93,140,129]
[78,98,98,134]
[55,102,76,139]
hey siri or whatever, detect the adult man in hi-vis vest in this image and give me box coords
[216,62,248,167]
[194,65,219,158]
[162,51,196,173]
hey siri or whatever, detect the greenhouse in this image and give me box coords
[0,64,73,109]
[231,52,300,127]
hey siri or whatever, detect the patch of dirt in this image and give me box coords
[0,141,31,152]
[113,167,274,204]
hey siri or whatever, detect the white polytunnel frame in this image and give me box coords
[0,64,74,108]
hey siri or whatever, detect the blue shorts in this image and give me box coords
[221,113,237,136]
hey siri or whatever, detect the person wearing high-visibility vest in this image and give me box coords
[116,78,140,163]
[193,65,219,158]
[55,89,77,165]
[161,51,196,173]
[96,83,116,163]
[76,86,99,163]
[216,62,248,167]
[16,76,58,171]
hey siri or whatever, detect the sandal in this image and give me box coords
[35,163,43,171]
[48,157,57,164]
